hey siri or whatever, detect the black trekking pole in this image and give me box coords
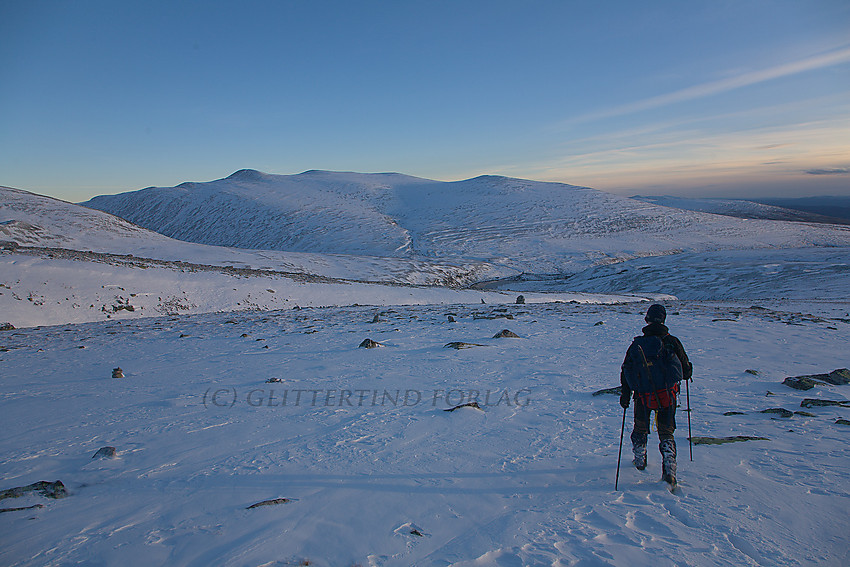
[685,378,693,461]
[615,405,627,490]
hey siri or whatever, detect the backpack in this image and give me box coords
[622,335,683,409]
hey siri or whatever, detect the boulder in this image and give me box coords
[822,369,850,385]
[516,295,525,304]
[92,446,117,459]
[760,408,793,418]
[0,322,14,331]
[111,367,124,379]
[782,376,815,390]
[784,368,850,389]
[493,329,519,338]
[358,338,383,348]
[0,480,67,500]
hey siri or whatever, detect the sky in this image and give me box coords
[1,0,849,202]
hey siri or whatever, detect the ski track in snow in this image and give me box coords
[2,302,849,566]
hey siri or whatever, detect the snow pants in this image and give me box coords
[631,397,676,442]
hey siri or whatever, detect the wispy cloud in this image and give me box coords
[566,46,850,125]
[805,168,850,175]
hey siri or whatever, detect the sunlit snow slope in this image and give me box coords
[83,170,850,274]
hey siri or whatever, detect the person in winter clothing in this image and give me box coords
[620,304,692,484]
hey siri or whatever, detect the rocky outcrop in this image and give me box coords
[800,399,850,408]
[783,369,850,390]
[493,329,519,338]
[0,480,67,501]
[92,447,117,459]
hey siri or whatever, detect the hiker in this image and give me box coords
[619,304,692,485]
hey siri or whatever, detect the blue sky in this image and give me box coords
[2,0,849,201]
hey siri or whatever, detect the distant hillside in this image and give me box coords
[750,196,850,223]
[0,185,507,287]
[631,195,850,225]
[0,185,174,253]
[82,170,850,275]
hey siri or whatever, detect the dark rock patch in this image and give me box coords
[689,436,769,445]
[592,386,622,396]
[444,402,482,412]
[820,369,850,385]
[800,399,850,408]
[0,322,14,331]
[0,480,67,501]
[516,295,525,304]
[784,369,850,390]
[493,329,519,338]
[723,411,746,416]
[835,419,850,426]
[794,411,816,417]
[473,313,513,320]
[359,338,383,349]
[760,408,793,418]
[745,369,759,375]
[444,342,488,349]
[246,497,293,509]
[783,376,815,390]
[0,503,44,514]
[92,446,117,459]
[111,367,124,379]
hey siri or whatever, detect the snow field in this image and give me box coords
[0,252,656,329]
[1,301,848,565]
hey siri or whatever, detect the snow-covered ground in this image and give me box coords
[0,249,652,328]
[478,247,850,301]
[2,173,849,565]
[2,301,849,566]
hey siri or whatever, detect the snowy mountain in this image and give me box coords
[0,185,512,288]
[633,195,850,225]
[83,170,850,274]
[1,185,175,251]
[2,185,641,328]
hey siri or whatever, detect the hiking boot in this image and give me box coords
[631,431,647,470]
[660,438,677,484]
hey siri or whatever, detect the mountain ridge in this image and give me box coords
[81,170,850,275]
